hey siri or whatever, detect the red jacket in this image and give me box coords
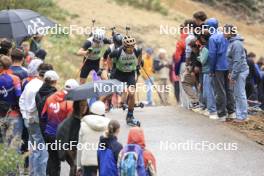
[127,127,157,172]
[174,33,188,63]
[42,90,73,136]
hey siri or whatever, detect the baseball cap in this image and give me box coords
[64,79,79,91]
[44,70,59,81]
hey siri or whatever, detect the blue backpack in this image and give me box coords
[119,144,147,176]
[98,147,118,176]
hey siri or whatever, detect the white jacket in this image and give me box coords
[77,115,110,168]
[19,78,43,122]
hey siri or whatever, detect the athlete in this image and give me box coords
[77,28,111,84]
[107,35,142,126]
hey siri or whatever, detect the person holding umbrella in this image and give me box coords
[41,79,79,176]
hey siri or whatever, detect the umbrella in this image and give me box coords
[65,79,125,101]
[0,9,56,44]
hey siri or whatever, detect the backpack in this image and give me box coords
[98,147,118,176]
[119,144,146,176]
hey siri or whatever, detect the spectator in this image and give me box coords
[141,48,155,106]
[98,120,123,176]
[19,63,53,176]
[30,34,43,54]
[182,40,200,108]
[179,19,197,108]
[10,48,28,82]
[21,41,35,66]
[118,127,157,175]
[0,38,13,56]
[154,48,170,105]
[197,30,217,119]
[56,100,89,176]
[173,20,190,104]
[35,49,47,61]
[35,70,59,134]
[207,18,235,121]
[193,11,207,27]
[77,101,110,176]
[22,59,43,90]
[42,78,79,176]
[245,52,259,101]
[224,25,249,122]
[0,55,22,148]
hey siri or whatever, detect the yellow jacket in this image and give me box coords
[141,54,154,80]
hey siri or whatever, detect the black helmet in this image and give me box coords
[113,33,123,47]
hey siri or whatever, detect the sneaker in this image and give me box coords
[192,107,202,112]
[218,116,227,122]
[228,113,236,119]
[203,110,210,117]
[209,113,219,120]
[232,118,249,123]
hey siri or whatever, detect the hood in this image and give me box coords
[38,83,57,97]
[53,90,67,103]
[205,18,219,30]
[229,34,244,43]
[82,115,110,131]
[127,127,146,149]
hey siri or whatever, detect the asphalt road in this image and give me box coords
[61,106,264,176]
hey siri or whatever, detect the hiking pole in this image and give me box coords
[111,26,116,37]
[125,26,131,35]
[140,66,165,105]
[89,19,96,37]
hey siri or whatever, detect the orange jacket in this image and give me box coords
[127,127,157,171]
[174,33,188,63]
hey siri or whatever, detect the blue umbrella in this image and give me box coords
[0,9,56,44]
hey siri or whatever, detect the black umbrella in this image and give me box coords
[0,9,56,44]
[65,79,125,101]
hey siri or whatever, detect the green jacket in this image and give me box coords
[197,47,210,73]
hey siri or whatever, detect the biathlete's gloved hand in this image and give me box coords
[97,68,104,76]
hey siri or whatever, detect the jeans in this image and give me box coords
[203,74,216,113]
[26,121,48,176]
[0,110,23,151]
[234,70,249,120]
[145,77,154,105]
[7,116,23,151]
[213,71,235,118]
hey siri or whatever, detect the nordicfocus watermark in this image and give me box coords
[93,82,171,94]
[160,140,238,151]
[160,24,238,36]
[27,23,106,36]
[28,140,105,151]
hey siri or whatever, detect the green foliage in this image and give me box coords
[0,144,24,175]
[113,0,168,16]
[0,0,70,21]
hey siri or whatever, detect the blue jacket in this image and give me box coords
[208,32,229,73]
[227,35,249,80]
[205,18,229,73]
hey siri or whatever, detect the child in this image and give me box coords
[97,120,123,176]
[118,127,157,176]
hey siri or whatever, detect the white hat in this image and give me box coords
[44,70,59,81]
[158,48,167,54]
[90,101,105,116]
[64,79,79,91]
[27,59,43,76]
